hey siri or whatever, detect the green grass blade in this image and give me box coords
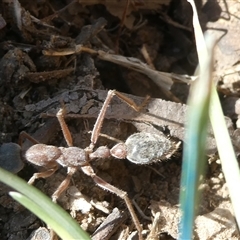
[209,88,240,227]
[0,167,90,240]
[179,1,216,239]
[179,36,215,239]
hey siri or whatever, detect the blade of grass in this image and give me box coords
[179,1,216,239]
[0,167,90,240]
[180,0,240,239]
[209,87,240,227]
[9,191,81,239]
[179,34,215,239]
[188,0,240,232]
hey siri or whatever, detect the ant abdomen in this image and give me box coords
[111,132,179,164]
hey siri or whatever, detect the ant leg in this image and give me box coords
[56,104,73,147]
[55,108,79,201]
[114,91,150,112]
[89,90,150,150]
[51,167,77,202]
[88,131,123,144]
[28,165,59,185]
[18,131,40,146]
[81,164,143,240]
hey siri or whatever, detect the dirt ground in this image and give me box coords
[0,0,240,239]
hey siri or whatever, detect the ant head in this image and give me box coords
[25,144,60,168]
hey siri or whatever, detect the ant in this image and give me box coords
[22,90,179,240]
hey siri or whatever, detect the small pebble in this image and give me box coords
[0,143,24,173]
